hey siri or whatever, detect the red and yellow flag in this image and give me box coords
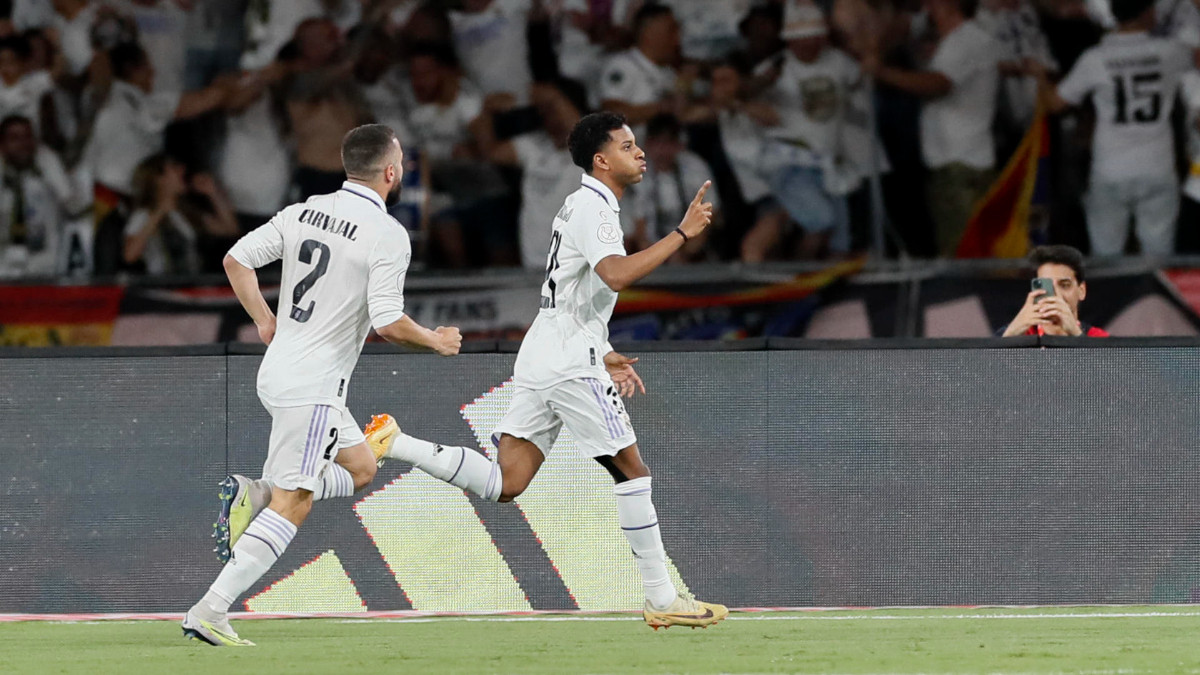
[955,105,1049,258]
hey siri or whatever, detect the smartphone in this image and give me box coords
[1031,277,1056,300]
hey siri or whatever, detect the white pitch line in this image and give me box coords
[333,611,1200,624]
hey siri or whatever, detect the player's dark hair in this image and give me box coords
[1111,0,1155,23]
[632,3,674,40]
[341,124,398,178]
[0,35,31,60]
[109,41,148,81]
[407,41,459,70]
[958,0,980,18]
[645,113,681,141]
[568,112,627,173]
[1030,245,1086,283]
[0,114,32,137]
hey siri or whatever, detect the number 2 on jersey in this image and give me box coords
[542,230,563,309]
[290,239,331,323]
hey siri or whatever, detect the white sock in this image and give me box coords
[197,508,297,616]
[314,463,355,501]
[386,433,502,501]
[614,476,676,610]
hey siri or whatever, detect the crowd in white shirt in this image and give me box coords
[4,0,1200,280]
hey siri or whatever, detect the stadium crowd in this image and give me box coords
[0,0,1196,280]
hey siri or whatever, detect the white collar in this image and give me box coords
[340,181,386,212]
[581,174,621,213]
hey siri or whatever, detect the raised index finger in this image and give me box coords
[691,180,712,205]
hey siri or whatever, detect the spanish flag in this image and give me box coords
[955,105,1049,258]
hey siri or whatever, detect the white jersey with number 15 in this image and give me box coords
[228,182,411,408]
[513,174,627,390]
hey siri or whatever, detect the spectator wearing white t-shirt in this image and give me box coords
[475,81,585,269]
[975,0,1058,137]
[0,35,53,135]
[122,153,201,275]
[864,0,1002,256]
[0,115,80,278]
[760,0,859,257]
[630,113,719,262]
[1178,68,1200,252]
[240,0,324,70]
[1031,0,1190,256]
[403,43,484,163]
[450,0,533,102]
[655,0,754,62]
[596,4,680,134]
[112,0,189,93]
[50,0,99,78]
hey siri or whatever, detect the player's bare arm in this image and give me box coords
[223,254,276,345]
[376,315,462,356]
[594,180,713,292]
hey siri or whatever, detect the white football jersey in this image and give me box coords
[229,181,410,407]
[513,174,627,389]
[1057,32,1191,181]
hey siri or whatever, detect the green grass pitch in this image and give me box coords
[5,606,1200,674]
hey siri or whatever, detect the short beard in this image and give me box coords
[385,180,403,207]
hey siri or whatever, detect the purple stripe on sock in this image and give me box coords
[586,379,621,439]
[621,521,659,531]
[257,507,293,530]
[251,519,291,547]
[243,531,282,558]
[342,467,353,495]
[447,448,466,484]
[254,511,295,543]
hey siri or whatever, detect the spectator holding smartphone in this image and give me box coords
[999,245,1109,337]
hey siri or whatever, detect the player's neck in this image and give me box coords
[592,172,626,201]
[347,178,388,203]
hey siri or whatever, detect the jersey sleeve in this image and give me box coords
[579,206,627,268]
[228,210,286,269]
[367,229,411,329]
[1056,50,1099,106]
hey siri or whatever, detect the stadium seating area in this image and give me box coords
[0,0,1196,282]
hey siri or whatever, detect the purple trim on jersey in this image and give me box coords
[582,184,612,208]
[339,184,386,212]
[586,378,622,440]
[243,532,282,558]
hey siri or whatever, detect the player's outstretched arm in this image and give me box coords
[223,254,276,345]
[594,181,713,292]
[376,315,462,356]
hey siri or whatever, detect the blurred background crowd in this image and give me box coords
[0,0,1197,282]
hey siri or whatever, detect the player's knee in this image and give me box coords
[351,461,376,491]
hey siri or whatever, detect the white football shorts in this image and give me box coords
[261,402,366,492]
[493,376,637,458]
